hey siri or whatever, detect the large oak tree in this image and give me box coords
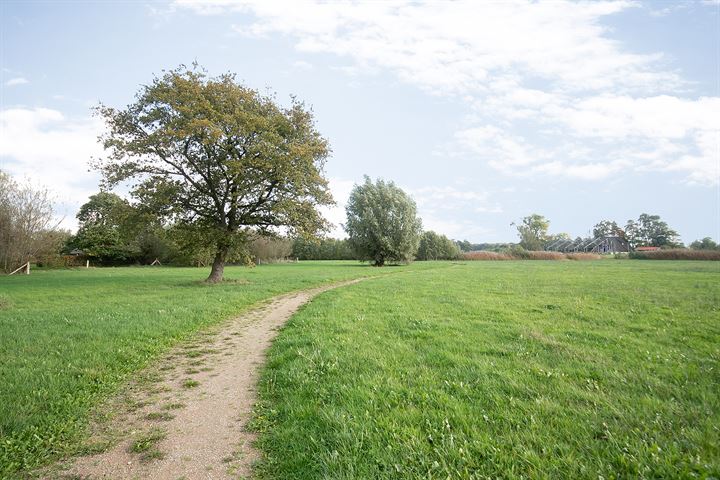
[94,66,333,282]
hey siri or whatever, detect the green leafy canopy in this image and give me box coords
[344,176,422,266]
[93,65,334,281]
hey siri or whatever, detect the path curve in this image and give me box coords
[55,279,363,480]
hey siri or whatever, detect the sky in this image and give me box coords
[1,0,718,244]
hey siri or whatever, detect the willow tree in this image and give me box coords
[95,66,333,282]
[345,176,422,266]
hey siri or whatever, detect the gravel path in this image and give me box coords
[55,280,361,480]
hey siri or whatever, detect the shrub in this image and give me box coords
[292,237,354,260]
[250,236,293,263]
[629,249,720,260]
[417,231,460,260]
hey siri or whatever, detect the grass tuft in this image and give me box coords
[145,412,175,421]
[128,428,166,454]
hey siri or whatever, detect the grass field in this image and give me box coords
[251,261,720,478]
[0,262,435,477]
[1,260,718,478]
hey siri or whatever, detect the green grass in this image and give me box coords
[0,261,436,477]
[182,379,201,389]
[128,428,167,462]
[252,261,720,478]
[128,428,166,454]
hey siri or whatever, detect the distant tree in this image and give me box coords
[292,237,354,260]
[689,237,719,250]
[345,176,422,266]
[514,214,550,251]
[455,239,473,252]
[94,65,333,282]
[592,220,626,239]
[546,232,571,243]
[0,170,62,272]
[417,231,459,260]
[249,235,293,263]
[67,192,138,264]
[625,214,680,249]
[76,191,131,228]
[455,241,516,252]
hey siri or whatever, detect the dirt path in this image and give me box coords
[53,279,362,480]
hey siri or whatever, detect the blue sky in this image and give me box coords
[1,0,718,244]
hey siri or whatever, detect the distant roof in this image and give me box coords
[69,249,85,255]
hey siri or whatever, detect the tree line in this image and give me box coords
[507,213,718,252]
[3,166,717,274]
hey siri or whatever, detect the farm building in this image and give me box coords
[545,235,629,253]
[592,236,630,253]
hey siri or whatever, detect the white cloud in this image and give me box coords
[455,126,549,172]
[0,108,104,230]
[420,216,495,241]
[409,185,503,214]
[173,0,719,185]
[5,77,29,87]
[553,95,720,140]
[291,60,313,70]
[175,0,679,93]
[461,95,720,184]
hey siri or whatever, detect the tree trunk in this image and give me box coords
[206,246,228,283]
[374,255,385,267]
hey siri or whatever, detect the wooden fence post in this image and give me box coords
[8,262,30,275]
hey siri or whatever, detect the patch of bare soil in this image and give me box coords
[48,279,362,480]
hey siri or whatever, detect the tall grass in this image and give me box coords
[630,249,720,260]
[460,251,512,261]
[565,252,603,260]
[462,250,719,261]
[461,250,600,261]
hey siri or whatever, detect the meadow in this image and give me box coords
[252,261,719,478]
[0,260,718,478]
[0,262,430,477]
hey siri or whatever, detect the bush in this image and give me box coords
[250,236,293,263]
[629,249,720,260]
[292,237,354,260]
[35,255,77,269]
[417,231,460,260]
